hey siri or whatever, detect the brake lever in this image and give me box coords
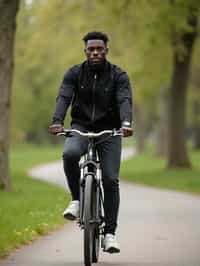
[113,129,122,136]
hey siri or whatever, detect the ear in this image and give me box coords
[84,48,87,55]
[105,47,109,54]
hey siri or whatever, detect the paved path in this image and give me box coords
[1,147,200,266]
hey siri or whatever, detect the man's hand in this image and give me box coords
[120,126,133,137]
[48,124,64,135]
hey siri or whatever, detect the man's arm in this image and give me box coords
[115,71,133,137]
[49,68,76,134]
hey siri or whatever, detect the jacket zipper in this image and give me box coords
[92,74,97,122]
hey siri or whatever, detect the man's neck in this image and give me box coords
[88,60,106,73]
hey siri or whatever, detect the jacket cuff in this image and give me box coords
[52,119,64,125]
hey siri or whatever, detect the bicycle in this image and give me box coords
[58,129,121,266]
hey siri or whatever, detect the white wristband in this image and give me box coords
[122,121,131,127]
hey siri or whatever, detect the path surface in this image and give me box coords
[1,147,200,266]
[28,147,135,188]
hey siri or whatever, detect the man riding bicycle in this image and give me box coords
[49,31,133,253]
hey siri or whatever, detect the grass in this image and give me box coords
[0,144,70,257]
[120,149,200,194]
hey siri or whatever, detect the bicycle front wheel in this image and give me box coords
[84,174,95,266]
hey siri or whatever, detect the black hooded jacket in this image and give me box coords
[52,60,133,131]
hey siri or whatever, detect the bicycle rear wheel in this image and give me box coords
[84,174,95,266]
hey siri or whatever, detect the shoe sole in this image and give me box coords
[103,247,120,254]
[63,213,77,221]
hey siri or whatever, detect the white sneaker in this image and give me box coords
[63,200,79,220]
[103,233,120,253]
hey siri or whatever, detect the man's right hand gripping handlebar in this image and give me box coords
[48,124,64,135]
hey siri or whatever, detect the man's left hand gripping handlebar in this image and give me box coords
[48,124,64,135]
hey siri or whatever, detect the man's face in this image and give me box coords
[85,39,108,64]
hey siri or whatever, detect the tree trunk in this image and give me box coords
[134,104,146,153]
[192,100,200,150]
[155,87,168,157]
[0,0,19,190]
[167,12,198,168]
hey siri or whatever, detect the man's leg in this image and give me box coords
[62,130,88,220]
[97,135,121,235]
[63,132,88,200]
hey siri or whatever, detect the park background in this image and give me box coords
[0,0,200,257]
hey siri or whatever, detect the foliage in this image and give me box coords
[12,0,85,143]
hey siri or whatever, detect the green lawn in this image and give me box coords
[120,149,200,194]
[0,144,70,257]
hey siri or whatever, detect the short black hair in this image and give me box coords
[83,31,109,45]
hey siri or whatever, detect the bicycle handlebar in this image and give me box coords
[57,129,122,138]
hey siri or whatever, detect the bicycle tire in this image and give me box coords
[92,224,100,263]
[84,174,95,266]
[92,193,101,263]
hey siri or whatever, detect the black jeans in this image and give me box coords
[63,125,121,235]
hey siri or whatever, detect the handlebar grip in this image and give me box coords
[57,131,72,137]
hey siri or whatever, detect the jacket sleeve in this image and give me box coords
[115,71,133,126]
[52,68,76,125]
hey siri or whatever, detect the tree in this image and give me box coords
[188,39,200,150]
[99,0,200,168]
[0,0,20,190]
[155,87,169,157]
[168,2,199,168]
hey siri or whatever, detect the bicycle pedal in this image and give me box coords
[76,218,82,227]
